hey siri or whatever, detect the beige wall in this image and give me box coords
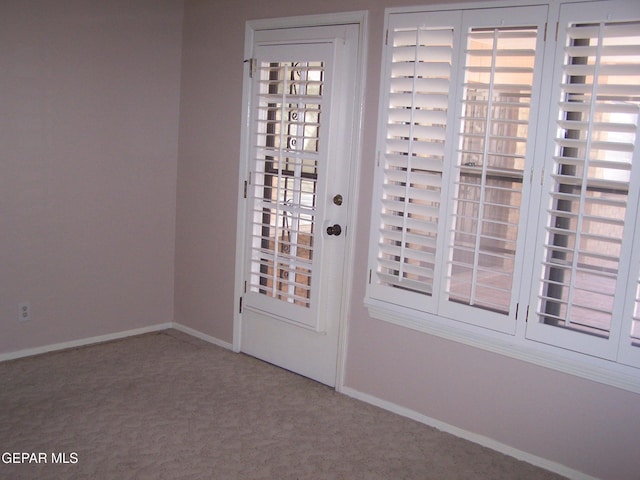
[1,0,183,352]
[2,0,639,479]
[176,1,640,480]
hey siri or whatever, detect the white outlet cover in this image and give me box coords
[18,302,30,322]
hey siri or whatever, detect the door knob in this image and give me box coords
[326,224,342,236]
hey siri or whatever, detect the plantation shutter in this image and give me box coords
[380,26,453,296]
[366,0,640,385]
[367,11,462,312]
[367,6,547,332]
[249,61,323,307]
[244,46,335,331]
[529,1,640,359]
[440,8,545,331]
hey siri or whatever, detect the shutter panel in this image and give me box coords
[439,5,547,333]
[445,25,538,316]
[368,6,546,327]
[379,26,453,295]
[369,11,461,310]
[531,3,640,359]
[248,61,323,309]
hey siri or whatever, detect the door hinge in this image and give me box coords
[245,58,257,78]
[543,22,548,42]
[239,296,243,314]
[368,269,372,284]
[243,172,251,199]
[385,29,389,46]
[244,281,247,294]
[516,303,531,322]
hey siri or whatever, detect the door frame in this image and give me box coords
[233,11,368,391]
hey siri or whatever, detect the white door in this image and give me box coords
[235,22,361,387]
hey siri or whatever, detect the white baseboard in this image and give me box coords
[339,386,598,480]
[171,322,233,350]
[0,323,172,362]
[0,322,234,363]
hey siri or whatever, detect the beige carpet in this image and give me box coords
[0,329,566,479]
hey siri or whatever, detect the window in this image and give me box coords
[366,0,640,391]
[368,5,546,333]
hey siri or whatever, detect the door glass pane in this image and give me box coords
[249,61,324,307]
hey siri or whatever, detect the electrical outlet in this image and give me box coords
[18,302,31,322]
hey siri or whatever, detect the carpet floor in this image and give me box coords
[0,329,566,479]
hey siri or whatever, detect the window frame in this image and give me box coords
[365,0,640,394]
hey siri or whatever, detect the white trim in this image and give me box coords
[383,0,605,15]
[0,323,234,363]
[233,18,256,354]
[334,10,368,392]
[247,11,369,31]
[0,323,171,362]
[341,386,599,480]
[172,322,234,350]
